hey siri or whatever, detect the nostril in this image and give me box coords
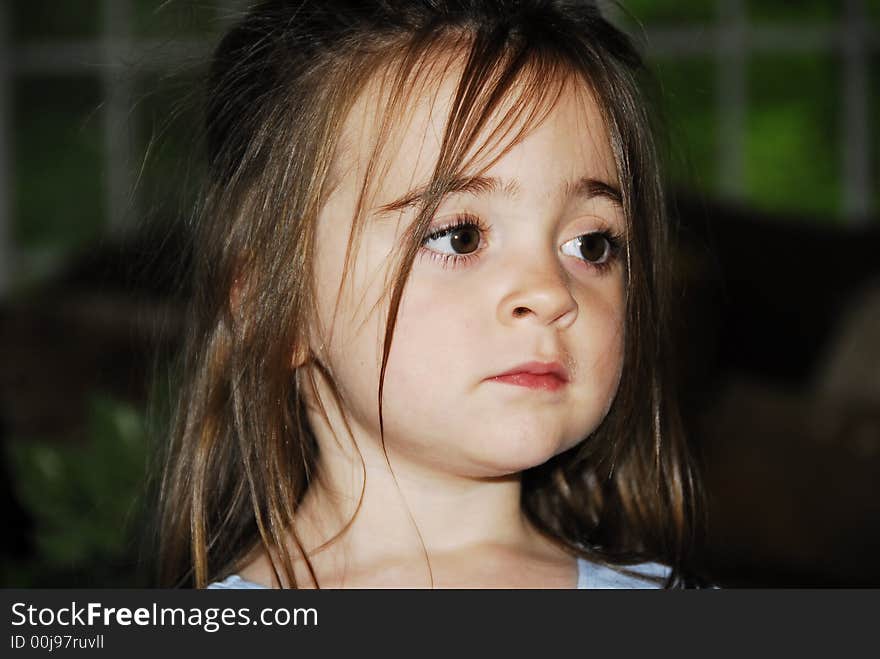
[513,306,530,318]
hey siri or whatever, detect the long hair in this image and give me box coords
[157,0,703,588]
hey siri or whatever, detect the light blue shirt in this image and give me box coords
[207,559,671,589]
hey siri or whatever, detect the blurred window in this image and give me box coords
[618,0,876,225]
[0,0,876,295]
[2,0,238,293]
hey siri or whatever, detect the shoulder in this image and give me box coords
[577,558,671,589]
[206,574,270,590]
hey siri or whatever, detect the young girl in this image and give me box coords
[158,0,702,589]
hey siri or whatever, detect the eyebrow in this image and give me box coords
[376,174,623,216]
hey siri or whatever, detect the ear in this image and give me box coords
[291,337,310,369]
[229,264,312,370]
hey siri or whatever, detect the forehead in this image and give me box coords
[332,52,617,207]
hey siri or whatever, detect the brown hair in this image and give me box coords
[157,0,703,588]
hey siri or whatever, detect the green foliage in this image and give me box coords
[4,395,152,587]
[650,57,718,195]
[746,54,840,220]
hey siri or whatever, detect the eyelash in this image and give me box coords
[419,214,624,274]
[420,213,489,270]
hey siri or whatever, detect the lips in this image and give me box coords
[487,361,570,392]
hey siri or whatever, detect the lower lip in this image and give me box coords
[489,373,567,391]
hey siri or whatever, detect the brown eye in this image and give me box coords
[423,222,483,255]
[577,233,610,262]
[560,231,620,267]
[449,226,480,254]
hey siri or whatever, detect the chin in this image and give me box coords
[465,426,578,478]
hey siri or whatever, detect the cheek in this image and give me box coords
[574,281,626,402]
[603,320,625,403]
[596,294,626,411]
[598,293,625,371]
[385,278,474,379]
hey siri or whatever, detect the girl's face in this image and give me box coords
[308,68,625,479]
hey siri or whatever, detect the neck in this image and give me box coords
[297,413,538,553]
[280,372,566,586]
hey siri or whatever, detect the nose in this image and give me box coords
[497,255,578,329]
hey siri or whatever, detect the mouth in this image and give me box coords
[487,361,570,392]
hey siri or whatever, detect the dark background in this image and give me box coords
[0,0,878,587]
